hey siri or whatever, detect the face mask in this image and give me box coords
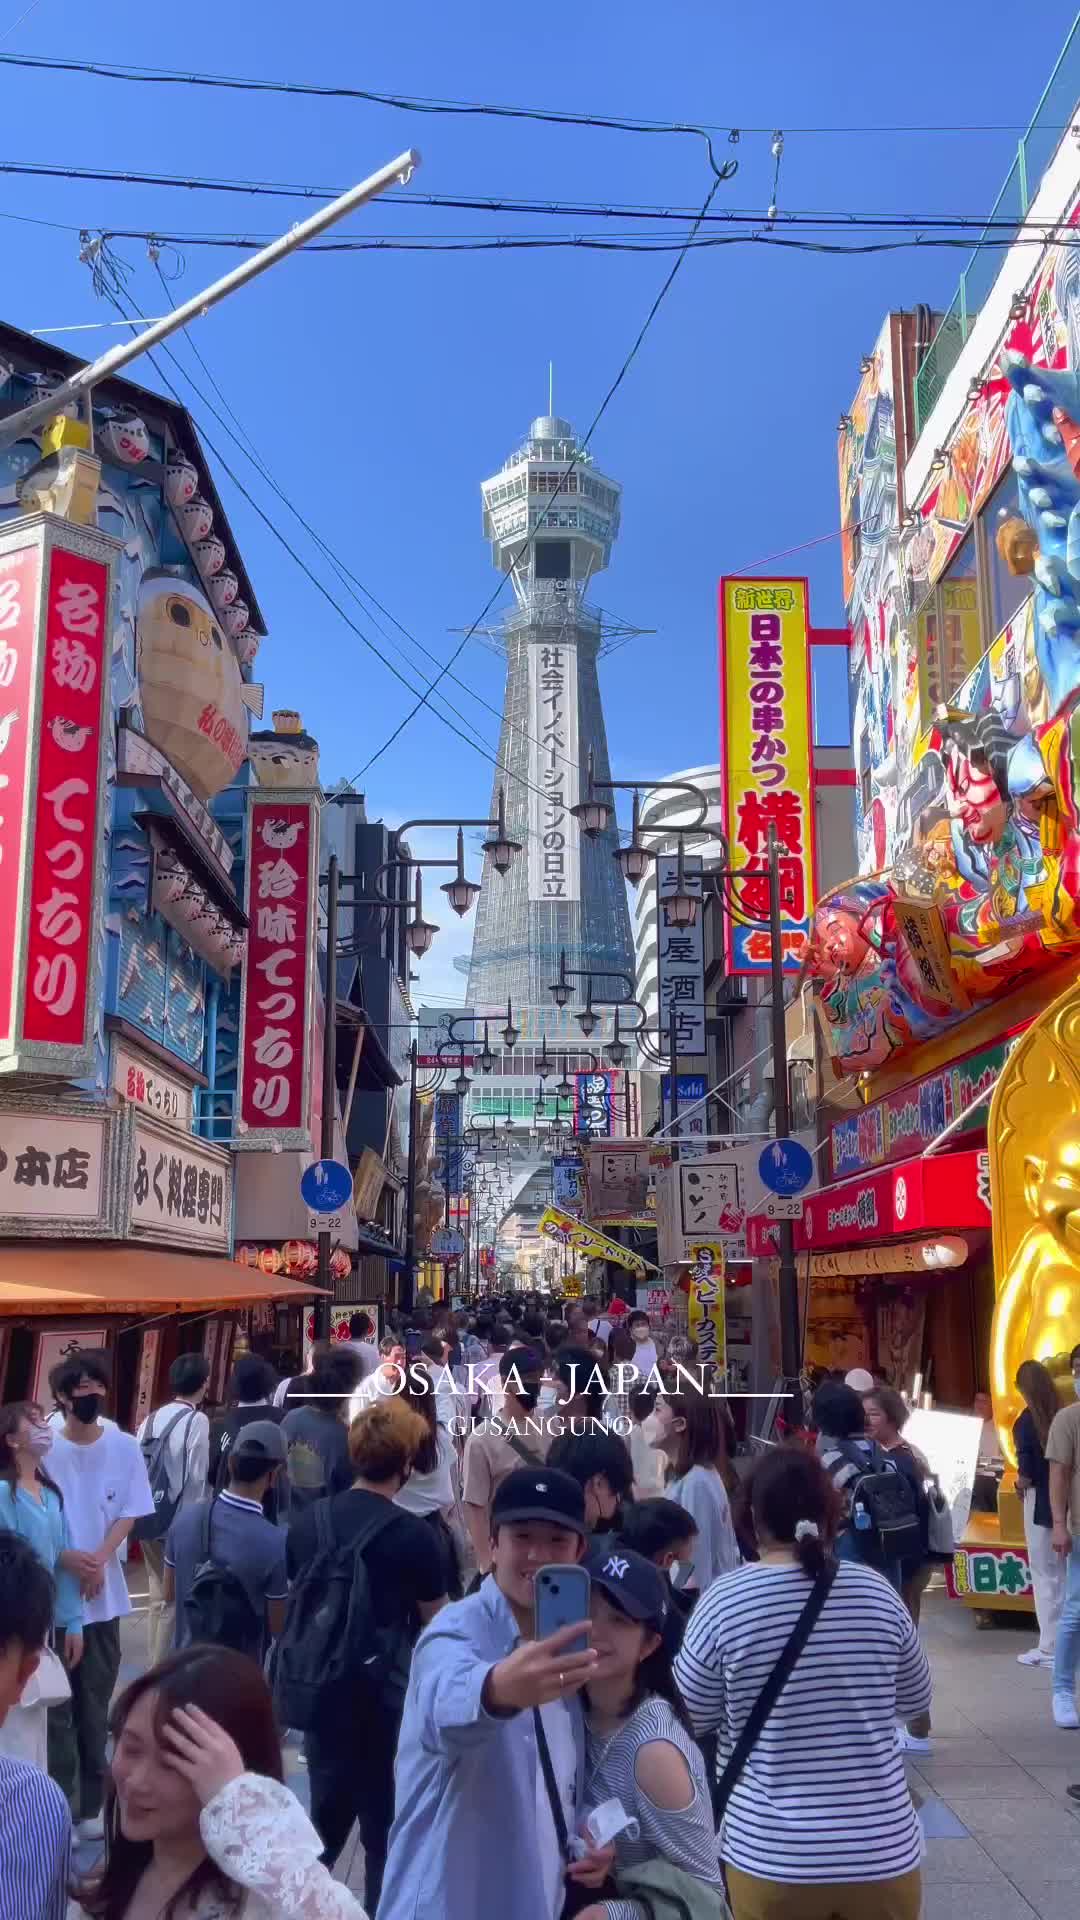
[27,1429,53,1458]
[641,1412,664,1446]
[1073,1377,1080,1400]
[70,1394,102,1426]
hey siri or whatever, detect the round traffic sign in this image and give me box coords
[430,1226,466,1259]
[300,1159,354,1214]
[757,1137,814,1196]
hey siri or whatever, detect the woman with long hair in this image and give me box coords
[567,1547,723,1920]
[675,1447,930,1920]
[1013,1359,1066,1668]
[394,1366,463,1599]
[0,1399,83,1769]
[71,1645,368,1917]
[650,1389,739,1592]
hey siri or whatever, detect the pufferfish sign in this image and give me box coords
[136,570,252,802]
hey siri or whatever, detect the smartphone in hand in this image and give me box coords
[534,1564,591,1652]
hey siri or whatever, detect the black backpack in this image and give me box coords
[836,1441,923,1567]
[271,1498,409,1733]
[183,1497,262,1653]
[134,1406,195,1543]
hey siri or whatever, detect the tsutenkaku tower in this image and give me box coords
[466,411,634,1013]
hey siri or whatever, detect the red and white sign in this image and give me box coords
[0,522,114,1077]
[795,1149,990,1250]
[238,795,318,1146]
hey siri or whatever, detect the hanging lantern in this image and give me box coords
[222,598,249,638]
[193,534,226,578]
[165,453,199,507]
[209,569,239,611]
[330,1247,351,1281]
[282,1239,307,1273]
[99,409,150,464]
[235,1244,257,1268]
[257,1246,283,1275]
[177,497,214,544]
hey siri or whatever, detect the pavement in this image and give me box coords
[74,1568,1080,1913]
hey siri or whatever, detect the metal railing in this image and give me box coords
[194,1088,236,1144]
[914,15,1080,432]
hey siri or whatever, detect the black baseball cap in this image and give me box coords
[490,1466,587,1536]
[586,1545,671,1629]
[230,1420,287,1466]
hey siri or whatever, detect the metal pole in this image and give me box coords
[669,1006,679,1154]
[402,1039,418,1315]
[768,826,801,1384]
[315,853,339,1340]
[0,151,422,450]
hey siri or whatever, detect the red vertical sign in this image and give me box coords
[22,546,110,1046]
[0,544,42,1040]
[239,798,316,1137]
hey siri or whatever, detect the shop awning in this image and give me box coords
[794,1147,991,1253]
[0,1247,330,1317]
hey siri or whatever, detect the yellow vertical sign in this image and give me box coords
[686,1243,726,1373]
[720,578,815,975]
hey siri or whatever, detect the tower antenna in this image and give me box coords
[548,360,554,417]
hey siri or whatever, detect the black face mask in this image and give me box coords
[70,1393,102,1425]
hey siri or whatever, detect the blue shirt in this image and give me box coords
[0,1756,70,1919]
[166,1491,288,1656]
[0,1483,81,1634]
[376,1576,585,1920]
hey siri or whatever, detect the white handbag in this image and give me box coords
[21,1644,71,1709]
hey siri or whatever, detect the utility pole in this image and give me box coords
[768,825,801,1385]
[315,853,339,1339]
[401,1040,419,1315]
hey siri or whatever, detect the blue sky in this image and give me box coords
[1,1,1072,998]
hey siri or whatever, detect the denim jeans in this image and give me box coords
[1052,1537,1080,1694]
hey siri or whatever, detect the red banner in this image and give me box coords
[795,1148,990,1250]
[22,545,110,1047]
[239,796,317,1142]
[0,544,42,1041]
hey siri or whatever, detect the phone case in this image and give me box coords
[533,1563,591,1652]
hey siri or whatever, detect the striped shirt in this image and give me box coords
[674,1560,931,1884]
[0,1755,70,1919]
[585,1696,721,1920]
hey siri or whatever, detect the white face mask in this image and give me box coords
[641,1412,664,1446]
[1073,1375,1080,1400]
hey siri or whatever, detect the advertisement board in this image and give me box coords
[527,641,579,903]
[237,794,319,1148]
[720,577,816,975]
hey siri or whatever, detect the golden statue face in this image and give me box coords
[1024,1124,1080,1255]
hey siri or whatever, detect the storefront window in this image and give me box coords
[985,468,1033,638]
[917,531,982,721]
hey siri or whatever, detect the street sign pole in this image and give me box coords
[769,826,802,1389]
[315,853,339,1340]
[401,1040,418,1316]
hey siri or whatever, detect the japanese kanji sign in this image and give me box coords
[0,519,116,1076]
[112,1042,193,1132]
[687,1243,726,1373]
[657,856,705,1055]
[574,1070,614,1138]
[237,795,318,1147]
[0,1110,107,1223]
[527,642,579,903]
[720,577,816,976]
[128,1115,231,1252]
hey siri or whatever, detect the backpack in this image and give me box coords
[134,1406,195,1543]
[183,1497,262,1653]
[271,1498,409,1733]
[835,1440,922,1567]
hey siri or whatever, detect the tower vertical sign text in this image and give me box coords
[527,642,580,903]
[720,577,816,975]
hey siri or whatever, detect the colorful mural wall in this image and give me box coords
[815,209,1080,1078]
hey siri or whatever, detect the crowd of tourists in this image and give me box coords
[0,1291,1026,1920]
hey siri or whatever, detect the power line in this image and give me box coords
[354,177,723,779]
[0,51,1056,136]
[90,227,1066,258]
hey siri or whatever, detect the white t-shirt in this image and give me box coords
[588,1317,613,1346]
[48,1425,154,1625]
[394,1425,455,1518]
[349,1368,403,1424]
[136,1400,209,1508]
[630,1338,658,1376]
[534,1697,576,1920]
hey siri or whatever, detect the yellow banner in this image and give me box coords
[720,579,815,976]
[538,1206,656,1277]
[686,1242,726,1371]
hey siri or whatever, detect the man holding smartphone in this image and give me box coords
[377,1467,613,1920]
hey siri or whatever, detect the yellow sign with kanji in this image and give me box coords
[686,1242,726,1372]
[538,1206,656,1278]
[720,578,816,977]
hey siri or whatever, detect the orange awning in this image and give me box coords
[0,1246,330,1317]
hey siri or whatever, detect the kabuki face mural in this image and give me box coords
[811,219,1080,1078]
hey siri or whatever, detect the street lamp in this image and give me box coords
[536,1042,554,1079]
[571,750,614,838]
[481,788,523,877]
[606,1009,628,1068]
[576,981,597,1039]
[555,1058,574,1100]
[501,997,520,1049]
[404,871,439,958]
[663,843,700,928]
[548,950,572,1008]
[453,1070,470,1098]
[441,828,482,918]
[477,1023,496,1074]
[614,791,652,887]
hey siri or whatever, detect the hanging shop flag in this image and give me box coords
[657,855,705,1055]
[0,517,116,1077]
[527,642,580,903]
[720,577,816,976]
[686,1242,726,1372]
[575,1069,615,1137]
[537,1205,657,1278]
[237,792,319,1147]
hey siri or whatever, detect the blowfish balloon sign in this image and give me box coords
[0,518,116,1078]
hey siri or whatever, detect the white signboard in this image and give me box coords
[527,642,580,903]
[680,1158,746,1261]
[129,1117,231,1252]
[657,855,705,1056]
[905,1408,982,1547]
[112,1043,194,1132]
[0,1111,106,1222]
[306,1210,346,1237]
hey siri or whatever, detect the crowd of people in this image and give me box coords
[0,1291,988,1920]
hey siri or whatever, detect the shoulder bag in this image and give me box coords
[713,1564,836,1821]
